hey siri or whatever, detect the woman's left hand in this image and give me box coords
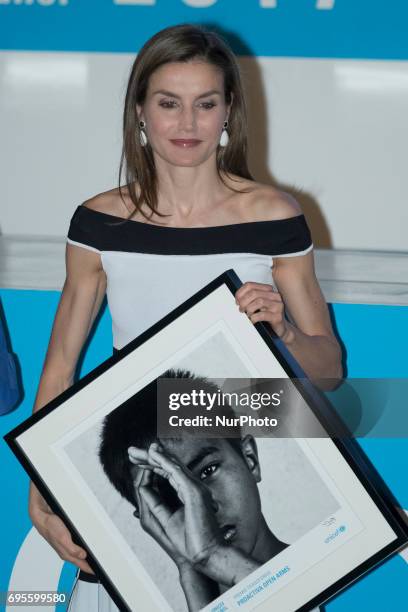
[235,281,293,343]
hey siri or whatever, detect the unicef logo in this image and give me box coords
[324,525,347,544]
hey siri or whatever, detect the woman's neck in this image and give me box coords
[155,157,231,223]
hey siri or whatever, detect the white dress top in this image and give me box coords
[67,206,313,350]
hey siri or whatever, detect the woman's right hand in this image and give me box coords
[29,480,94,573]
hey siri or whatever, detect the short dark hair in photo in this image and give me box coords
[99,369,242,507]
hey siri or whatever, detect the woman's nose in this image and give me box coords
[179,107,196,131]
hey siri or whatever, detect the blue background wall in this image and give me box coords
[2,0,408,60]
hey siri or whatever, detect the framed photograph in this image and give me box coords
[5,270,408,612]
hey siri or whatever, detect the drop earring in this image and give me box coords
[139,120,147,147]
[219,120,229,147]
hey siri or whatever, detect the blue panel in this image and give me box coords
[329,303,408,504]
[331,304,408,378]
[326,553,408,612]
[1,0,408,60]
[326,303,408,611]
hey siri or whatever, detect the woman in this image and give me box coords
[29,24,341,611]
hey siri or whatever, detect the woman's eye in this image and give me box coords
[199,101,216,110]
[200,463,219,480]
[159,100,178,108]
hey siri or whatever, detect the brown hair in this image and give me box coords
[119,24,253,219]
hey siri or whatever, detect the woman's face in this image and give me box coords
[138,60,230,169]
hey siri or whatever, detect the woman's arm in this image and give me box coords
[272,251,342,387]
[29,242,107,572]
[236,252,342,390]
[235,189,342,390]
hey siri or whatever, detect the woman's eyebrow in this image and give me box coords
[196,89,222,99]
[152,89,222,99]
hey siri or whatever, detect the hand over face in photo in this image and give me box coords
[99,371,287,610]
[128,436,288,590]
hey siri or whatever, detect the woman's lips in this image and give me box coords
[170,139,202,148]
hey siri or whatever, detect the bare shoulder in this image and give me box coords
[82,186,134,218]
[233,180,302,223]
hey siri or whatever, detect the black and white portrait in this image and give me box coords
[64,332,339,611]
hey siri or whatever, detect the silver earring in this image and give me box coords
[139,120,147,147]
[219,120,229,147]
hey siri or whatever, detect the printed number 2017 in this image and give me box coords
[112,1,336,9]
[0,1,336,7]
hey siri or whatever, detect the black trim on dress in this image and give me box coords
[67,206,312,256]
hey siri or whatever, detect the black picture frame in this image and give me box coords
[5,270,408,612]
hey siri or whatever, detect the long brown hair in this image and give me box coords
[119,24,253,219]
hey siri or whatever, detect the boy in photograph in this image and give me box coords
[99,370,288,611]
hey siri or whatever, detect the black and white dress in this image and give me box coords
[67,206,313,351]
[66,205,315,611]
